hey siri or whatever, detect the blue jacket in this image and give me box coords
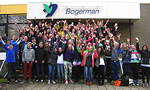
[111,48,123,61]
[64,49,74,62]
[121,49,131,63]
[0,40,18,63]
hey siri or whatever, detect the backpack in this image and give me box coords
[121,75,129,86]
[114,80,122,86]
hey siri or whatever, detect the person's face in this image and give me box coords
[32,39,36,43]
[68,44,72,50]
[114,42,119,48]
[98,48,102,52]
[9,44,13,49]
[89,46,93,52]
[45,42,49,47]
[122,43,127,48]
[12,35,16,40]
[24,36,28,42]
[143,46,148,51]
[27,43,32,48]
[39,42,44,48]
[131,45,136,50]
[58,48,62,52]
[105,41,109,45]
[54,48,57,52]
[7,40,11,45]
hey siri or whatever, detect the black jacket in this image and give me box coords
[136,43,150,64]
[36,47,46,62]
[47,50,58,64]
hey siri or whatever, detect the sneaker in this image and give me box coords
[52,81,56,84]
[142,83,145,87]
[41,80,44,82]
[15,80,18,83]
[69,79,74,84]
[48,80,50,84]
[65,80,68,85]
[146,83,149,87]
[28,80,33,84]
[36,80,39,82]
[85,81,89,85]
[132,83,136,86]
[89,82,92,85]
[135,83,139,86]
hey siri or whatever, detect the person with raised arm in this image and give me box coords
[136,37,150,87]
[129,37,141,86]
[81,44,98,85]
[111,35,123,81]
[0,36,21,83]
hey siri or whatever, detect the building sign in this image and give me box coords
[43,2,58,17]
[27,1,140,19]
[65,8,100,16]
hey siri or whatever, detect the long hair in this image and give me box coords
[142,45,148,51]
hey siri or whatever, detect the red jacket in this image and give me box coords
[81,50,98,68]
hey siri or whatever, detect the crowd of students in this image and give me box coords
[0,19,150,87]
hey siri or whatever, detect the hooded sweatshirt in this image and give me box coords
[22,45,35,62]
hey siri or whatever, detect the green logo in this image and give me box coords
[43,2,58,17]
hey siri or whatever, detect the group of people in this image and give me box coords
[0,19,150,87]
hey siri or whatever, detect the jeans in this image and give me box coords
[84,66,93,81]
[48,64,56,81]
[111,61,120,80]
[57,64,64,81]
[64,61,72,81]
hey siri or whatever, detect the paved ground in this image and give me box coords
[0,82,150,90]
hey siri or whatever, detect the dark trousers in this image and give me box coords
[141,66,150,84]
[98,65,105,85]
[72,65,82,82]
[7,62,17,80]
[111,61,120,81]
[36,62,45,80]
[15,52,19,68]
[123,63,130,75]
[32,62,37,79]
[23,62,32,80]
[130,63,139,84]
[105,58,112,82]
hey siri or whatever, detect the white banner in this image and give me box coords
[27,1,140,19]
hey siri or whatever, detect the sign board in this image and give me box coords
[0,52,6,61]
[27,1,140,19]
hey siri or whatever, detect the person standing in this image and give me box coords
[96,46,105,85]
[63,44,75,85]
[81,45,98,85]
[111,41,122,81]
[35,41,46,82]
[136,37,150,87]
[22,42,35,82]
[57,47,65,83]
[47,48,58,84]
[129,38,141,86]
[0,36,21,82]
